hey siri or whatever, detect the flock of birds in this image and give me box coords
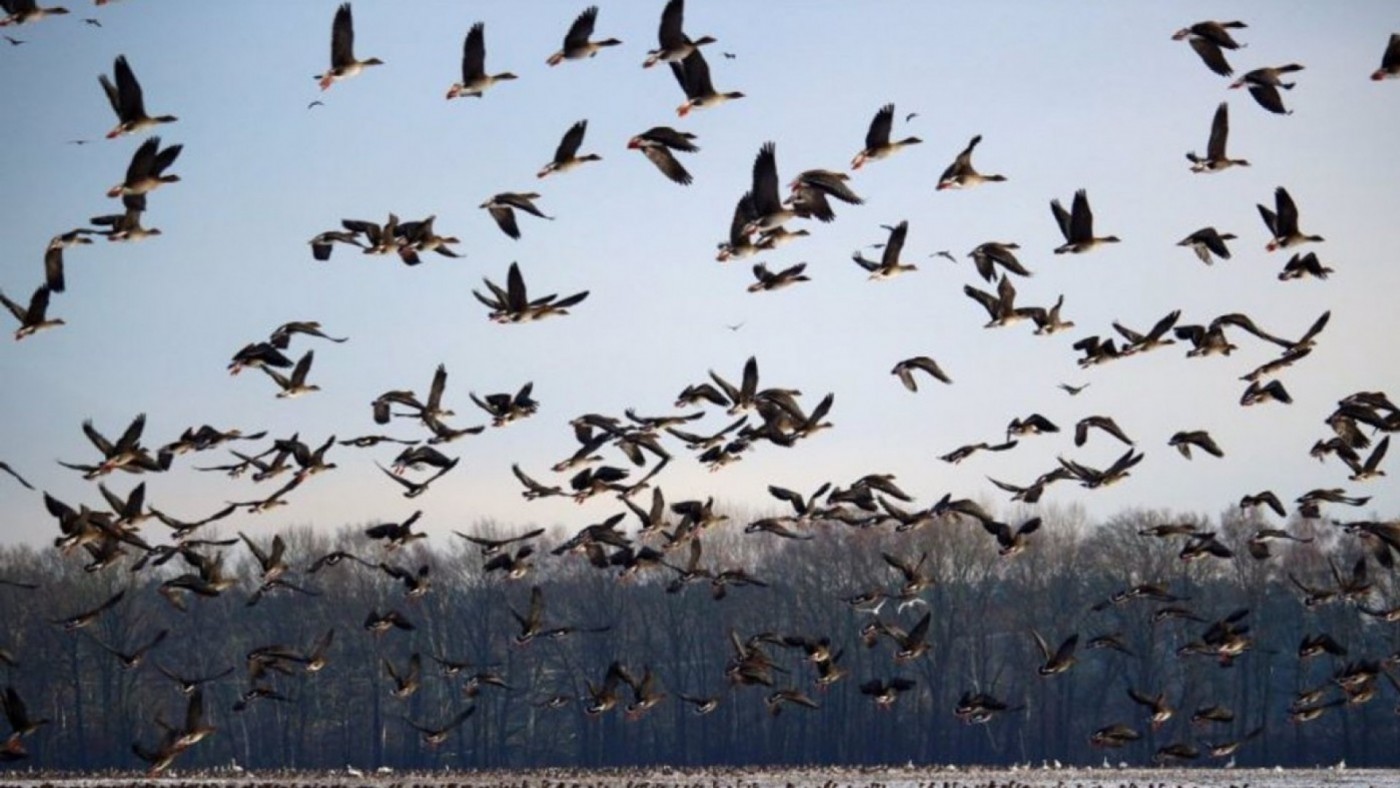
[2,0,1400,776]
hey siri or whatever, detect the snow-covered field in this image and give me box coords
[3,765,1400,788]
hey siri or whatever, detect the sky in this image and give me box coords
[1,1,1397,548]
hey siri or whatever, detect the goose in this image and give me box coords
[395,216,462,264]
[1074,415,1133,447]
[851,104,921,169]
[89,194,160,241]
[469,383,539,426]
[936,135,1006,190]
[1177,226,1236,263]
[1073,335,1122,364]
[446,22,516,99]
[0,461,33,490]
[643,0,715,68]
[547,6,620,66]
[86,629,167,670]
[742,142,797,236]
[0,0,68,27]
[851,220,916,280]
[1031,630,1077,675]
[1231,64,1304,114]
[1170,429,1224,459]
[261,350,319,398]
[1373,34,1400,80]
[671,48,742,116]
[1058,447,1143,489]
[315,4,383,91]
[153,664,235,696]
[984,517,1042,557]
[787,169,863,223]
[50,588,125,630]
[963,274,1036,327]
[456,526,545,557]
[1172,20,1247,77]
[747,262,809,292]
[1278,251,1333,280]
[628,126,697,186]
[765,688,819,716]
[1114,309,1180,355]
[1239,379,1292,406]
[100,55,176,138]
[967,242,1030,282]
[1128,688,1174,729]
[376,459,456,499]
[107,136,181,198]
[43,230,96,293]
[1089,723,1142,748]
[510,463,565,500]
[268,320,347,349]
[891,356,951,391]
[1025,295,1075,335]
[480,192,552,240]
[715,193,757,260]
[1,284,63,340]
[1187,103,1249,172]
[401,707,474,747]
[1006,413,1058,439]
[307,229,365,261]
[939,439,1016,465]
[382,653,421,698]
[883,611,932,661]
[364,510,425,551]
[1258,186,1323,251]
[1051,189,1119,253]
[537,120,600,178]
[859,677,916,707]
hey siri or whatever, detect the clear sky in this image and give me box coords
[1,1,1397,547]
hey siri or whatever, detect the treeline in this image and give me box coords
[0,503,1397,773]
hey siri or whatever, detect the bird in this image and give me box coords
[100,55,176,138]
[481,193,552,240]
[1231,64,1305,114]
[935,135,1006,190]
[747,262,810,293]
[1170,430,1224,459]
[1177,226,1237,264]
[1030,630,1078,675]
[1172,20,1247,77]
[628,126,698,186]
[107,136,182,198]
[851,221,916,280]
[1074,415,1133,447]
[891,357,951,391]
[984,517,1042,557]
[0,0,68,28]
[742,142,797,237]
[1278,251,1334,280]
[1372,33,1400,80]
[1258,187,1323,251]
[0,461,34,490]
[3,34,23,44]
[1,284,64,340]
[446,22,516,99]
[1187,103,1249,173]
[670,48,743,116]
[315,3,383,90]
[1058,382,1089,396]
[643,0,716,68]
[261,350,320,398]
[401,707,474,747]
[851,104,921,169]
[364,510,425,551]
[967,242,1030,282]
[1128,688,1175,729]
[1051,189,1119,253]
[547,6,620,66]
[787,169,863,223]
[537,120,600,178]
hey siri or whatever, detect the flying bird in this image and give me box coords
[100,55,177,138]
[315,3,383,90]
[547,6,620,66]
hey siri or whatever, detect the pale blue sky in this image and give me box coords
[1,1,1397,546]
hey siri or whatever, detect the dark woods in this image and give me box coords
[0,504,1397,773]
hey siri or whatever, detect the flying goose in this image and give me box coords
[936,135,1006,190]
[537,120,600,178]
[747,262,810,293]
[100,55,176,138]
[1278,251,1333,280]
[1058,447,1144,488]
[643,0,716,68]
[1187,103,1249,173]
[742,142,797,237]
[1170,430,1224,459]
[1232,63,1306,114]
[787,169,863,223]
[0,0,68,27]
[938,439,1016,465]
[1,284,63,340]
[851,104,921,169]
[1177,226,1237,263]
[1051,189,1119,253]
[447,22,516,99]
[315,3,383,91]
[401,707,474,747]
[107,136,181,198]
[891,356,951,391]
[469,382,539,426]
[1172,21,1247,77]
[851,220,916,280]
[984,517,1042,557]
[261,350,319,398]
[546,6,620,66]
[967,242,1030,282]
[628,126,698,186]
[670,48,742,116]
[1031,630,1078,675]
[480,192,552,240]
[1373,33,1400,81]
[1258,186,1323,251]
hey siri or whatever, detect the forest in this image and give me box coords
[0,500,1397,773]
